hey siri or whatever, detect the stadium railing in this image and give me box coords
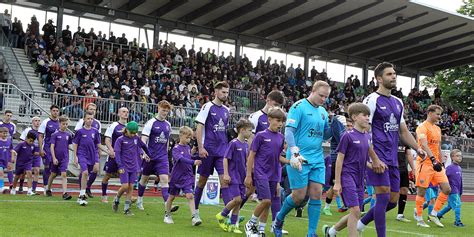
[89,39,149,60]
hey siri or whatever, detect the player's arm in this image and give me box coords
[113,140,124,173]
[38,120,46,156]
[10,149,17,164]
[138,139,152,161]
[279,156,290,165]
[368,145,386,173]
[244,150,256,188]
[72,143,78,166]
[104,124,116,157]
[285,126,306,170]
[195,123,207,158]
[51,143,58,165]
[417,132,435,159]
[141,120,151,145]
[223,158,231,184]
[405,148,416,172]
[333,152,344,195]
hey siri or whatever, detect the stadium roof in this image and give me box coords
[19,0,474,76]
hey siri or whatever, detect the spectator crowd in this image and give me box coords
[2,14,472,139]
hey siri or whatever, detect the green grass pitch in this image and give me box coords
[0,195,471,236]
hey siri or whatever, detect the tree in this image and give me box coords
[421,0,474,112]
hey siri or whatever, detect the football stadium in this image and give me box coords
[0,0,472,236]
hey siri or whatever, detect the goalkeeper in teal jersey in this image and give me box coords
[273,81,333,237]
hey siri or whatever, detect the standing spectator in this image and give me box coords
[0,9,11,37]
[434,85,442,99]
[42,19,56,39]
[62,25,72,46]
[10,17,21,48]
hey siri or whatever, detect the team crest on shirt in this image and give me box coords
[213,119,226,132]
[384,113,399,132]
[92,133,95,139]
[134,139,138,145]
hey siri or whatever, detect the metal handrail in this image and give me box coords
[0,83,51,117]
[0,30,33,91]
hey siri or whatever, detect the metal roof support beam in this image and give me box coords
[429,57,474,71]
[343,17,448,55]
[321,12,428,51]
[231,0,307,32]
[302,6,406,46]
[256,0,345,38]
[179,0,231,22]
[278,1,382,42]
[416,49,474,69]
[399,41,473,66]
[382,31,474,61]
[149,0,188,17]
[118,0,146,11]
[206,0,268,28]
[363,23,467,58]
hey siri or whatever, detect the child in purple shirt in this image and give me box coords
[112,121,152,216]
[437,149,464,227]
[244,108,289,236]
[10,131,38,195]
[324,103,386,237]
[216,119,253,233]
[73,112,102,206]
[0,127,13,192]
[46,116,73,200]
[165,126,202,226]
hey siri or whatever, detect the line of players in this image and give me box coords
[0,62,466,236]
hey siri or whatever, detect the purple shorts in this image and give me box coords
[79,161,96,173]
[142,159,169,176]
[197,156,224,177]
[32,156,41,168]
[15,164,32,175]
[340,175,364,208]
[254,179,278,200]
[43,147,52,166]
[169,183,194,196]
[120,171,138,184]
[366,165,400,193]
[104,157,119,174]
[229,184,246,200]
[0,158,7,169]
[51,158,68,174]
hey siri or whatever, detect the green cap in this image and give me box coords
[126,121,139,133]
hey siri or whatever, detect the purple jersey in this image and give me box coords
[73,128,101,165]
[74,118,102,131]
[14,141,38,166]
[142,118,171,160]
[364,92,405,166]
[38,118,60,150]
[0,121,16,140]
[337,128,371,187]
[0,138,12,163]
[51,130,72,161]
[170,144,195,187]
[224,139,249,184]
[249,110,268,133]
[446,163,463,194]
[251,129,284,181]
[104,122,126,147]
[195,101,230,157]
[114,135,150,172]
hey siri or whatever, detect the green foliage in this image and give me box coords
[458,0,474,17]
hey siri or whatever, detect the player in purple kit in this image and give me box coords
[73,112,102,206]
[112,121,152,216]
[138,100,176,211]
[46,116,73,200]
[19,117,41,193]
[10,131,39,196]
[0,110,17,188]
[322,103,386,237]
[244,108,289,236]
[215,118,253,233]
[165,126,202,226]
[0,127,13,192]
[436,149,464,227]
[101,107,128,203]
[74,103,102,131]
[39,105,60,194]
[194,82,231,216]
[357,62,425,236]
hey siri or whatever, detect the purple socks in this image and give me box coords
[194,186,204,210]
[221,207,230,217]
[43,168,50,188]
[230,214,239,225]
[161,187,169,202]
[138,184,146,197]
[7,171,13,184]
[271,196,281,221]
[361,193,390,237]
[32,181,37,191]
[101,182,108,196]
[87,172,97,189]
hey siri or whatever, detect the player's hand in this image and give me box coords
[244,176,253,189]
[108,149,115,158]
[290,154,306,172]
[371,159,387,174]
[7,162,13,170]
[118,168,124,174]
[223,174,231,184]
[430,157,442,172]
[39,150,45,157]
[194,160,202,166]
[416,148,426,158]
[143,154,150,162]
[53,158,58,165]
[191,146,197,154]
[333,183,342,196]
[198,147,208,158]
